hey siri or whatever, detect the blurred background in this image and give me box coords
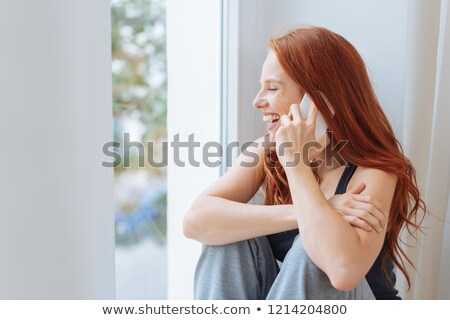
[111,0,167,299]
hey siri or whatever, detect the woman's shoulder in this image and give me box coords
[351,165,397,181]
[348,165,398,207]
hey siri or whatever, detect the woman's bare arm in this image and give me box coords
[183,135,298,245]
[285,165,397,291]
[184,196,297,245]
[183,136,388,246]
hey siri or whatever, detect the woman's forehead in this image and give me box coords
[261,53,286,83]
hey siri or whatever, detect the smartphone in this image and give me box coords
[299,93,328,140]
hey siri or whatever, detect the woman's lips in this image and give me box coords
[267,119,280,132]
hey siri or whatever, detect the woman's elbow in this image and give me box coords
[329,267,362,292]
[183,195,213,241]
[183,209,199,239]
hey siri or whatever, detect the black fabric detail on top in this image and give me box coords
[266,229,299,263]
[265,163,401,299]
[334,163,358,195]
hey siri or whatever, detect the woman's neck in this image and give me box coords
[311,143,346,179]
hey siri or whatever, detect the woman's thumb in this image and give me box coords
[348,182,366,194]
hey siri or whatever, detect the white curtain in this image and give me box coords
[399,0,450,299]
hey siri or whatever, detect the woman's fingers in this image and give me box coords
[352,194,385,214]
[347,202,385,232]
[280,114,291,126]
[347,182,366,194]
[290,103,301,122]
[329,191,387,232]
[342,215,373,231]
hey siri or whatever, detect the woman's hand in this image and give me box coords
[328,182,386,232]
[275,102,319,169]
[276,101,386,232]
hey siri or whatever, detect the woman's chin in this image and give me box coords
[267,122,280,141]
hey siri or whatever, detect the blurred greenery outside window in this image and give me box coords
[111,0,167,247]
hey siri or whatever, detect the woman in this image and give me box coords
[183,26,426,299]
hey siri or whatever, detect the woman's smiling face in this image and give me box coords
[253,49,303,139]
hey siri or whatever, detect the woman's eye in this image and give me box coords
[268,88,278,91]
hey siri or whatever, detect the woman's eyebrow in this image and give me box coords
[259,78,284,85]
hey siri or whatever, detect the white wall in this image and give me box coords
[0,0,115,298]
[166,0,222,299]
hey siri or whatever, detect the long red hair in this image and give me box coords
[256,26,426,289]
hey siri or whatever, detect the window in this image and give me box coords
[111,0,167,299]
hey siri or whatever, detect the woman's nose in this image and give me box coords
[252,94,267,109]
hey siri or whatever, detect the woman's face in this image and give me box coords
[253,49,303,139]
